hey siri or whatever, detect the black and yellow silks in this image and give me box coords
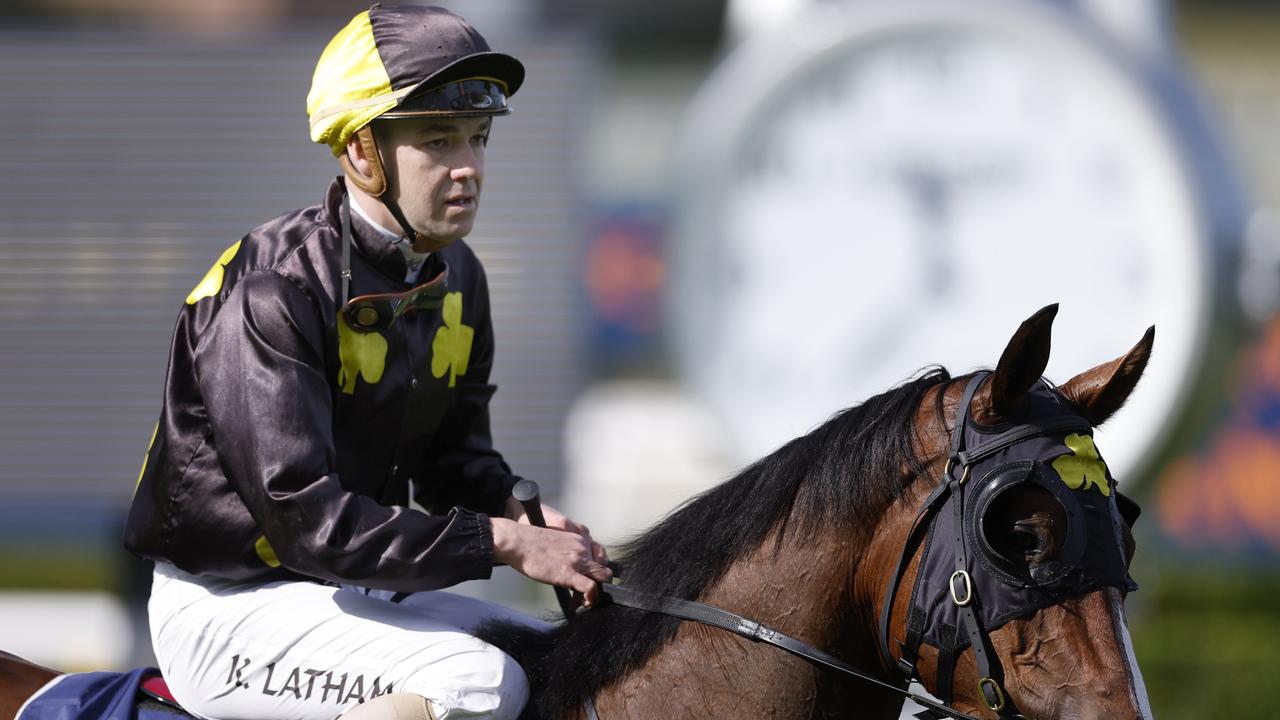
[125,179,516,591]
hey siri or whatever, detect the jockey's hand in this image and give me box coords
[490,517,613,607]
[505,497,609,567]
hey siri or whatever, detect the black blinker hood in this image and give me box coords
[908,380,1138,650]
[883,372,1141,717]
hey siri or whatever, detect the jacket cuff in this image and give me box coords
[460,507,496,573]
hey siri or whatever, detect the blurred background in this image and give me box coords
[1,0,1278,717]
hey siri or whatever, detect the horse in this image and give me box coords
[484,303,1154,719]
[0,304,1154,719]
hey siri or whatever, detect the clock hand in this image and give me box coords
[895,162,955,300]
[842,158,1025,376]
[889,157,1020,300]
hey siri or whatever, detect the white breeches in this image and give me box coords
[148,563,545,720]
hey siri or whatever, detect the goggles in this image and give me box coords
[339,194,449,333]
[381,79,511,118]
[343,269,449,333]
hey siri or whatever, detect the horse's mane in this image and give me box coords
[481,367,960,719]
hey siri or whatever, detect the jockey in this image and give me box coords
[123,6,610,720]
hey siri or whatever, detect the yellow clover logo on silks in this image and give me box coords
[432,292,473,388]
[186,240,242,305]
[1051,433,1111,497]
[337,314,387,394]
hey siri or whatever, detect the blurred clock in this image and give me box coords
[670,0,1243,485]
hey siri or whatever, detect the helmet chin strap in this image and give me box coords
[339,125,431,250]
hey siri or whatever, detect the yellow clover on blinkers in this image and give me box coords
[1051,433,1111,497]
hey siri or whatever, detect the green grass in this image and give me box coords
[1131,566,1280,719]
[0,544,122,592]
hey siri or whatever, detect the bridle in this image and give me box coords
[524,372,1140,720]
[877,372,1139,719]
[877,373,1044,719]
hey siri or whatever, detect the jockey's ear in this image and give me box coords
[975,304,1056,424]
[1059,326,1154,427]
[338,693,436,720]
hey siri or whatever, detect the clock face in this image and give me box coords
[671,0,1209,484]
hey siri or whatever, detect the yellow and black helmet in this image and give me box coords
[307,5,524,240]
[307,4,524,157]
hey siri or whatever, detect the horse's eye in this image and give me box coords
[1010,520,1052,561]
[982,484,1065,570]
[1011,525,1039,552]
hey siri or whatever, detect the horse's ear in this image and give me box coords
[1059,325,1155,426]
[976,304,1057,423]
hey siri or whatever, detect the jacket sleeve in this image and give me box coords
[413,265,519,518]
[194,269,495,591]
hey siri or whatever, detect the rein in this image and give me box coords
[596,583,983,720]
[512,477,978,719]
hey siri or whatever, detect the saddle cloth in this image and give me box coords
[17,667,193,720]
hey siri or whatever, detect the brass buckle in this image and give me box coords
[949,570,973,606]
[978,676,1007,711]
[958,463,972,485]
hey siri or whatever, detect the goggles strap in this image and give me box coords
[341,193,353,308]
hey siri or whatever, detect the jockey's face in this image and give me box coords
[349,116,491,252]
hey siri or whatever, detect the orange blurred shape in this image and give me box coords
[1158,432,1280,550]
[1157,312,1280,552]
[43,0,290,34]
[1257,318,1280,389]
[585,227,665,331]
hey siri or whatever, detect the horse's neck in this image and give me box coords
[598,523,904,719]
[702,524,860,641]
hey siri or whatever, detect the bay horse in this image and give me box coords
[0,304,1154,719]
[486,304,1154,719]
